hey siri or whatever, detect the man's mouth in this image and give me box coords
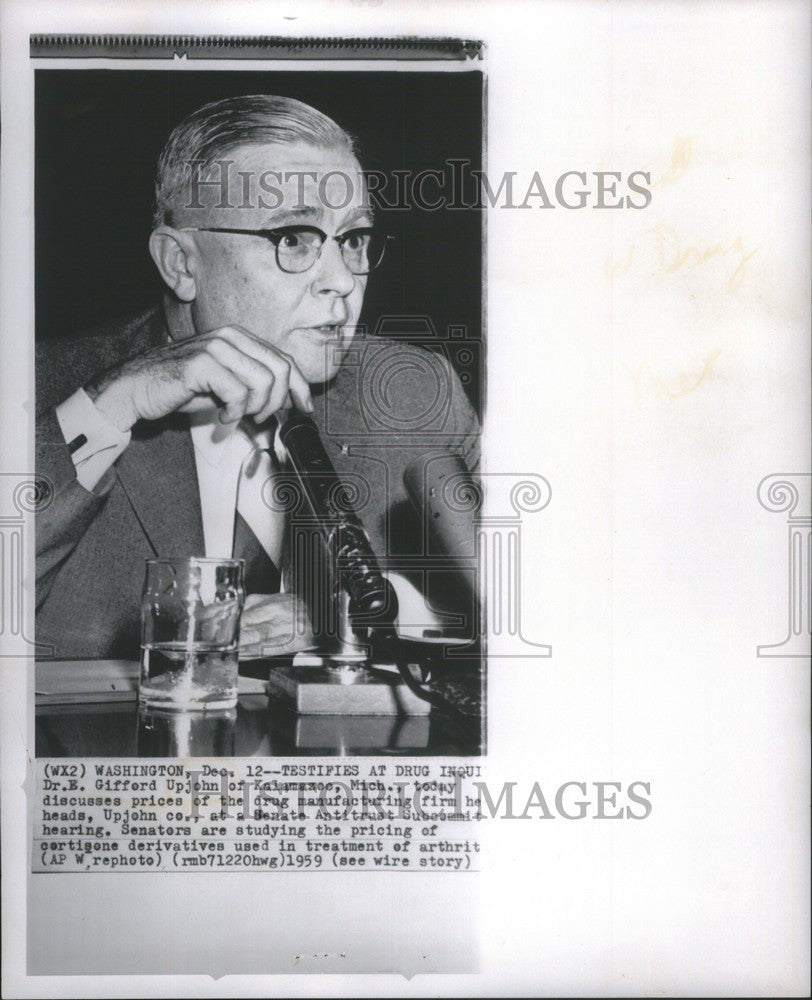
[305,323,345,336]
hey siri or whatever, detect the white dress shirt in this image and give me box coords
[55,389,285,565]
[188,406,285,564]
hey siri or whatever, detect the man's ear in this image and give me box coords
[149,227,198,302]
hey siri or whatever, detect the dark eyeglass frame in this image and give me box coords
[178,224,393,275]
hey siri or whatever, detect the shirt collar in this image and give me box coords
[188,406,276,469]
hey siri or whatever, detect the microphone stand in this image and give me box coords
[269,412,479,735]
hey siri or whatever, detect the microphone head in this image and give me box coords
[278,411,323,469]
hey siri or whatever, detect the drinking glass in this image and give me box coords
[140,558,245,710]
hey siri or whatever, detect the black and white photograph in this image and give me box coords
[33,66,486,758]
[1,1,810,996]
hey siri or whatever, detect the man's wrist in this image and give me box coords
[85,372,138,433]
[55,387,132,491]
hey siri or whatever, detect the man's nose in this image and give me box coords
[310,238,356,297]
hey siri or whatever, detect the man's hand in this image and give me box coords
[85,325,313,432]
[238,592,315,659]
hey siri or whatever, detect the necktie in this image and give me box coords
[232,509,281,595]
[232,415,283,596]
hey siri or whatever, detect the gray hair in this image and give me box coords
[153,94,356,227]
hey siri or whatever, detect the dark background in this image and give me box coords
[35,69,484,415]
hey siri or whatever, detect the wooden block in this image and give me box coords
[293,714,430,749]
[267,666,432,716]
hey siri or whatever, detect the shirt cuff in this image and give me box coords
[55,388,132,491]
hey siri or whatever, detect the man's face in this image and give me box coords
[182,141,369,384]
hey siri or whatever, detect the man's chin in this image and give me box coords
[304,366,342,387]
[296,339,350,386]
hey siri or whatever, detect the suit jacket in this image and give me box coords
[36,307,480,658]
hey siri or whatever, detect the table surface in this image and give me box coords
[35,653,484,758]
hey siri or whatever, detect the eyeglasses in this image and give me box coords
[179,225,393,275]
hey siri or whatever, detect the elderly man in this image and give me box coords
[36,94,479,660]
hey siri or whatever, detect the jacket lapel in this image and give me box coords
[116,413,205,558]
[108,309,205,558]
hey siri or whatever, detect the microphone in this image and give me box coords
[279,417,478,734]
[278,412,398,627]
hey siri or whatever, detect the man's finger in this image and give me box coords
[259,355,292,420]
[215,327,314,416]
[240,593,293,625]
[204,338,275,417]
[283,358,314,414]
[239,626,262,647]
[186,355,250,423]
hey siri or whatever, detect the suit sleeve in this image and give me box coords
[34,312,162,609]
[35,403,118,608]
[447,360,481,474]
